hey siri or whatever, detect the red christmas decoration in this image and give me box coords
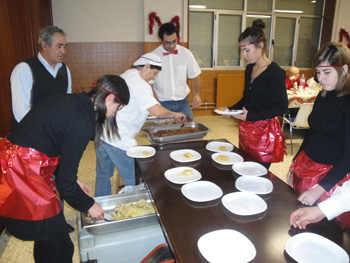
[148,12,181,41]
[339,28,350,49]
[149,12,162,35]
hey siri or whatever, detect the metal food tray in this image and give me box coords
[144,122,211,143]
[80,190,158,235]
[142,118,183,131]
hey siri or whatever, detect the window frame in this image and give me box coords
[189,0,325,70]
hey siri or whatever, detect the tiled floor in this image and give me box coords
[0,115,306,263]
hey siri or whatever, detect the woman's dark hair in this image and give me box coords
[88,75,130,146]
[239,19,267,53]
[158,22,179,40]
[312,42,350,96]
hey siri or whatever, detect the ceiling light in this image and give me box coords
[275,9,304,14]
[311,0,316,3]
[189,5,207,9]
[247,15,271,18]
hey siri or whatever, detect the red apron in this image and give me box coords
[0,138,61,220]
[239,117,286,163]
[291,150,350,227]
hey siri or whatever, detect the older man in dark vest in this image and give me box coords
[10,26,72,127]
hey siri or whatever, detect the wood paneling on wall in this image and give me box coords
[0,0,52,136]
[65,42,144,93]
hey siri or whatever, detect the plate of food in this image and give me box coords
[164,167,202,184]
[232,161,268,176]
[221,192,267,216]
[181,181,223,202]
[206,141,234,153]
[214,109,244,116]
[198,229,256,263]
[169,149,201,163]
[126,146,156,158]
[211,152,244,165]
[285,233,349,263]
[235,176,273,195]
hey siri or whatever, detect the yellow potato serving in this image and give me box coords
[183,152,194,159]
[218,146,228,151]
[216,154,229,162]
[179,169,194,177]
[142,151,152,156]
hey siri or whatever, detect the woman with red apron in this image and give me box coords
[0,75,130,263]
[222,19,288,169]
[287,42,350,228]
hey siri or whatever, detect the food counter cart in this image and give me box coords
[135,139,350,262]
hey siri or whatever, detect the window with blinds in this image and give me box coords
[189,0,324,69]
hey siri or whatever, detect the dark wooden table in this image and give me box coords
[136,139,350,262]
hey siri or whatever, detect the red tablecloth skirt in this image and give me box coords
[0,138,61,220]
[291,150,350,227]
[239,117,286,163]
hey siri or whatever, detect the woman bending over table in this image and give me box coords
[287,42,350,227]
[223,19,288,169]
[0,75,130,263]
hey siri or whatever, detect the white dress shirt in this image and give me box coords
[318,180,350,220]
[10,52,72,122]
[152,45,201,101]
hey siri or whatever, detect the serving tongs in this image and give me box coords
[179,116,192,129]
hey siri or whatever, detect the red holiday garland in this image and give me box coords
[148,12,162,35]
[339,28,350,49]
[148,12,181,41]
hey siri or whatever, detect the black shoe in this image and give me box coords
[66,223,75,233]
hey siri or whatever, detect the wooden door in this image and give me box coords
[0,0,52,137]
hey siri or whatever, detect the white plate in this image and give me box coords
[211,152,244,165]
[214,109,244,116]
[164,167,202,184]
[285,233,349,263]
[222,192,267,216]
[235,176,273,195]
[198,229,256,263]
[206,141,234,153]
[232,161,268,177]
[126,146,156,158]
[169,149,201,163]
[181,181,223,202]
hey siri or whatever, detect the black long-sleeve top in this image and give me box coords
[4,92,95,240]
[229,62,288,121]
[294,90,350,191]
[8,92,95,211]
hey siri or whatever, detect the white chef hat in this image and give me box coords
[133,53,162,67]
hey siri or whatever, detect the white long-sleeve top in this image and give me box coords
[318,180,350,220]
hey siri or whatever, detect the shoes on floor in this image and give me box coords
[118,183,146,194]
[66,223,75,233]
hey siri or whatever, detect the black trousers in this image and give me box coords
[33,228,74,263]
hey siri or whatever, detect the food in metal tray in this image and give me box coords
[151,127,201,137]
[143,119,180,128]
[108,199,155,220]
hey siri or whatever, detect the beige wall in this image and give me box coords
[332,0,350,43]
[52,0,187,43]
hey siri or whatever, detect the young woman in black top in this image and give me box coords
[223,20,288,169]
[287,42,350,227]
[0,74,130,262]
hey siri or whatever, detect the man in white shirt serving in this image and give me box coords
[290,180,350,229]
[151,22,202,120]
[95,53,186,196]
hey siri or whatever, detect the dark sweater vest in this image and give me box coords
[12,56,69,128]
[24,56,68,106]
